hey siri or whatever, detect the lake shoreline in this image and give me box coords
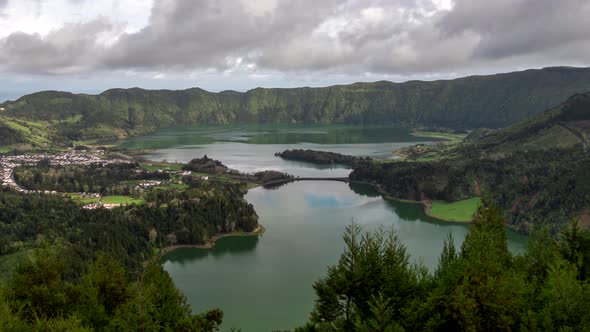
[383,195,473,224]
[160,224,266,255]
[375,185,473,224]
[421,200,473,223]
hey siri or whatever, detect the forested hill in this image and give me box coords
[351,92,590,233]
[2,66,590,146]
[462,91,590,154]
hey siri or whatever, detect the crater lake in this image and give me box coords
[120,125,528,331]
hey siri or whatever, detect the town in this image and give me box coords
[0,150,133,191]
[1,150,142,209]
[0,150,217,210]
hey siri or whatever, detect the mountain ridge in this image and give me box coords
[3,66,590,148]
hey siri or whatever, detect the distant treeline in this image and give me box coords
[276,149,371,166]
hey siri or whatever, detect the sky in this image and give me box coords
[1,0,590,100]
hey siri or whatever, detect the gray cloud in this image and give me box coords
[1,0,590,78]
[0,0,8,15]
[103,0,342,70]
[439,0,590,61]
[0,19,112,74]
[253,0,479,74]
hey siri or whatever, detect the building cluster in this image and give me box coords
[0,151,134,192]
[134,180,163,190]
[0,151,212,211]
[82,202,100,210]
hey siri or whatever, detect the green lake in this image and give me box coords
[122,125,528,331]
[120,124,433,177]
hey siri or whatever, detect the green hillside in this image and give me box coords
[462,92,590,154]
[0,121,25,146]
[351,92,590,232]
[3,66,590,148]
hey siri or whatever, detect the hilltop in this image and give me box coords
[462,92,590,154]
[2,66,590,149]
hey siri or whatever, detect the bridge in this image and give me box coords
[261,177,354,187]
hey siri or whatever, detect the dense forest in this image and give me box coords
[0,169,258,330]
[2,67,590,147]
[1,249,223,331]
[0,180,258,260]
[297,198,590,331]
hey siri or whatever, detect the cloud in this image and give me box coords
[103,0,342,71]
[251,0,479,74]
[0,0,7,16]
[0,19,113,74]
[0,0,589,79]
[439,0,590,62]
[103,0,473,74]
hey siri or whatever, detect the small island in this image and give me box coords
[275,149,371,166]
[183,155,229,174]
[183,155,293,185]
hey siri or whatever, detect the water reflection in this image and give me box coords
[261,181,290,190]
[245,127,425,144]
[384,198,439,222]
[162,180,528,332]
[163,236,260,264]
[120,124,435,150]
[348,182,381,197]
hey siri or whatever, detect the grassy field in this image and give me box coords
[102,195,144,205]
[429,197,481,222]
[0,146,11,153]
[67,193,100,205]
